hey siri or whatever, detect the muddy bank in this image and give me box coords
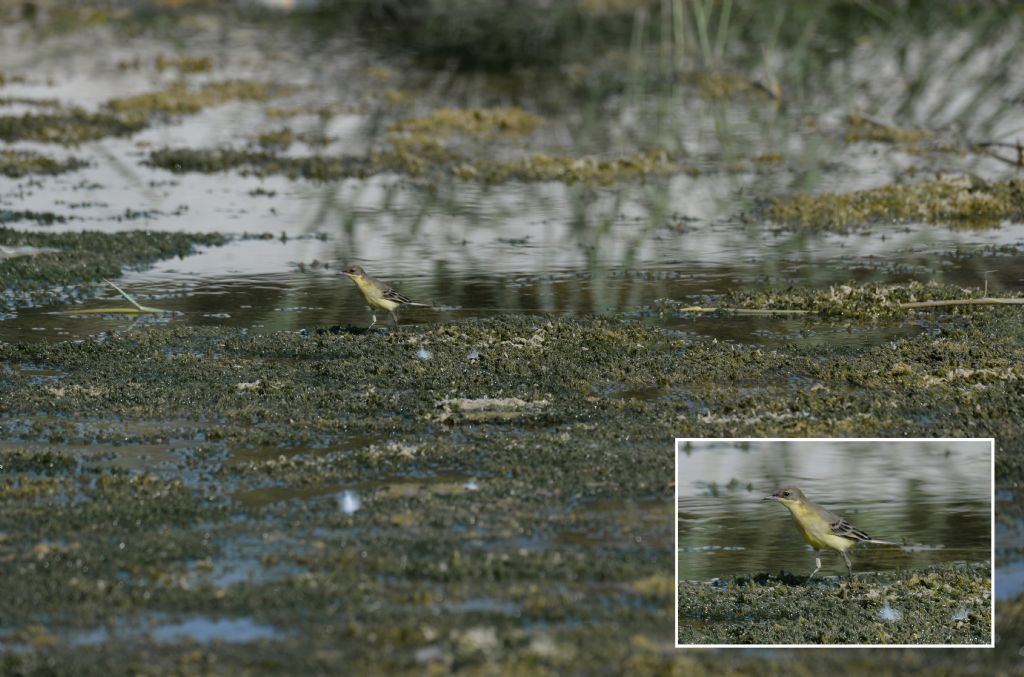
[0,301,1020,672]
[3,297,1023,449]
[679,563,991,645]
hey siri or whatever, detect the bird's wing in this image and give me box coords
[812,502,894,544]
[382,286,432,307]
[829,517,873,542]
[381,286,414,305]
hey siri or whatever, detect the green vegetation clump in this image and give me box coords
[0,97,61,108]
[0,449,77,475]
[265,104,340,119]
[479,149,675,183]
[697,72,778,101]
[147,145,677,185]
[388,107,544,138]
[154,54,213,73]
[427,149,681,184]
[716,281,1013,320]
[0,149,87,177]
[149,104,687,185]
[0,82,289,145]
[845,113,930,144]
[0,475,71,501]
[146,148,374,180]
[0,210,68,225]
[0,109,147,144]
[255,127,295,149]
[768,175,1024,230]
[106,80,290,116]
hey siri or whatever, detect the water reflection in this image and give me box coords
[677,439,991,581]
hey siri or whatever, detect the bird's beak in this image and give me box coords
[763,494,779,501]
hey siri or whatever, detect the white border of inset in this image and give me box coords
[674,437,996,649]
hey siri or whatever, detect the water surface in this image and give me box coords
[677,439,992,581]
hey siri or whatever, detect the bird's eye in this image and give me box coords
[782,491,791,497]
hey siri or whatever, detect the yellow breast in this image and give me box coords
[787,503,855,552]
[353,277,401,311]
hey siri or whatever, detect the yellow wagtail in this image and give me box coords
[341,265,431,330]
[764,486,895,583]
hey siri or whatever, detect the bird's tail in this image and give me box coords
[405,301,433,308]
[866,539,899,545]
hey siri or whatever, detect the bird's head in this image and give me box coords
[764,486,807,506]
[342,265,366,279]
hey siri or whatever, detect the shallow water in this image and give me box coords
[677,439,992,581]
[4,226,1022,345]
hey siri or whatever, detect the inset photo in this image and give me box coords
[675,438,993,648]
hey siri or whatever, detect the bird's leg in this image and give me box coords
[390,309,400,331]
[805,551,822,585]
[367,311,377,330]
[842,550,854,578]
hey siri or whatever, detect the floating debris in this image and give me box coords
[434,397,550,423]
[70,278,171,315]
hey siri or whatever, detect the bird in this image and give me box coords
[341,265,431,330]
[764,486,896,584]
